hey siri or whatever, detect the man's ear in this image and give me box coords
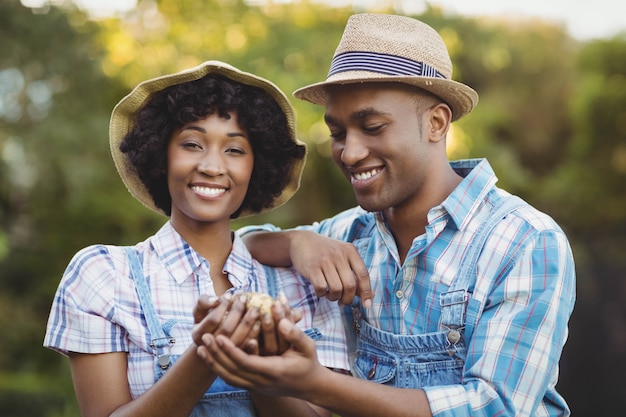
[427,103,452,143]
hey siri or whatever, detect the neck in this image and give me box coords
[169,218,234,293]
[385,165,462,264]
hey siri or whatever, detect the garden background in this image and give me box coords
[1,0,625,415]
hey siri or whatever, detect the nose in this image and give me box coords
[338,132,369,166]
[197,150,225,176]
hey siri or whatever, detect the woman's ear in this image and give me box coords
[427,103,452,143]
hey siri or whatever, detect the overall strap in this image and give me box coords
[260,264,279,299]
[440,195,526,342]
[123,247,175,369]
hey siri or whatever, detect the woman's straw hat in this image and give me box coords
[294,14,478,121]
[109,60,305,217]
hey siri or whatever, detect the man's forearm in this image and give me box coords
[241,230,301,267]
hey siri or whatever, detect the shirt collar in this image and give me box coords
[439,158,498,231]
[150,221,208,285]
[222,233,256,288]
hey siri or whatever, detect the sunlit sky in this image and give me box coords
[24,0,626,40]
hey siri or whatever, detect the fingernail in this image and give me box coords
[197,348,207,360]
[363,299,372,309]
[277,292,288,305]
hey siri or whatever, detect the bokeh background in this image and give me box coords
[1,0,625,415]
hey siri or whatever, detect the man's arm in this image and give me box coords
[423,228,576,416]
[242,229,372,307]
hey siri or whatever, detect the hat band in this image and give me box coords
[328,51,446,79]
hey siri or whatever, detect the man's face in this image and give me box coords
[324,83,438,214]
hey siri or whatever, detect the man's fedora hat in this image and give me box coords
[110,60,306,217]
[294,13,478,121]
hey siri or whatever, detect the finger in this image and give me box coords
[334,263,357,306]
[192,294,220,323]
[216,294,247,337]
[276,293,302,324]
[290,308,303,324]
[276,293,294,322]
[321,267,344,302]
[305,269,332,299]
[229,306,260,347]
[349,253,372,308]
[276,318,315,356]
[260,312,278,355]
[192,294,232,344]
[270,301,291,354]
[243,338,260,355]
[204,337,257,390]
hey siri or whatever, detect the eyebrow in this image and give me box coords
[182,125,247,138]
[324,108,390,125]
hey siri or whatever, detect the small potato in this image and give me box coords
[243,292,276,315]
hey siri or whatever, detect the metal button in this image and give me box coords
[395,290,403,299]
[447,329,461,344]
[158,354,171,369]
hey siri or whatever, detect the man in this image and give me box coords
[195,13,576,417]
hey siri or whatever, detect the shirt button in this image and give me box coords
[395,290,403,299]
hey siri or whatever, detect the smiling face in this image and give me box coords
[325,82,441,215]
[167,112,253,230]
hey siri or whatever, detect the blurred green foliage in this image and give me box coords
[1,0,625,415]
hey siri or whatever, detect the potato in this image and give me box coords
[243,291,275,315]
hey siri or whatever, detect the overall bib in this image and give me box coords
[124,248,280,416]
[344,196,525,389]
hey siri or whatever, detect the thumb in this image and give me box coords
[277,318,314,355]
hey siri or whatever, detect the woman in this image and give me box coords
[44,61,348,417]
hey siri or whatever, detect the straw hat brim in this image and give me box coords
[110,60,306,217]
[294,72,478,122]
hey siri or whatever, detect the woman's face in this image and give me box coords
[167,112,253,229]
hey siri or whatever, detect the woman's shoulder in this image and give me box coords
[69,244,130,272]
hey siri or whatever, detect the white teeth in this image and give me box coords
[353,168,380,181]
[191,186,226,196]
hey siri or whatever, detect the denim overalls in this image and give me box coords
[124,248,280,416]
[344,196,524,389]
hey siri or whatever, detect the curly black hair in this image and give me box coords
[119,73,305,218]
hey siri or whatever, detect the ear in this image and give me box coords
[427,103,452,143]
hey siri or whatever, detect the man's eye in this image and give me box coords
[329,131,346,140]
[363,124,383,133]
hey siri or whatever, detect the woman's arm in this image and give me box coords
[69,345,217,417]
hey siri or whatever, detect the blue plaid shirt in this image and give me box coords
[244,158,575,417]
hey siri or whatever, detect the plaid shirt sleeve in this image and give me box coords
[423,228,576,417]
[44,245,129,355]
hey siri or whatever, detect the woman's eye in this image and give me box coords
[181,141,201,149]
[227,147,245,154]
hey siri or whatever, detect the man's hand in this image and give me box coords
[289,231,372,307]
[196,317,328,398]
